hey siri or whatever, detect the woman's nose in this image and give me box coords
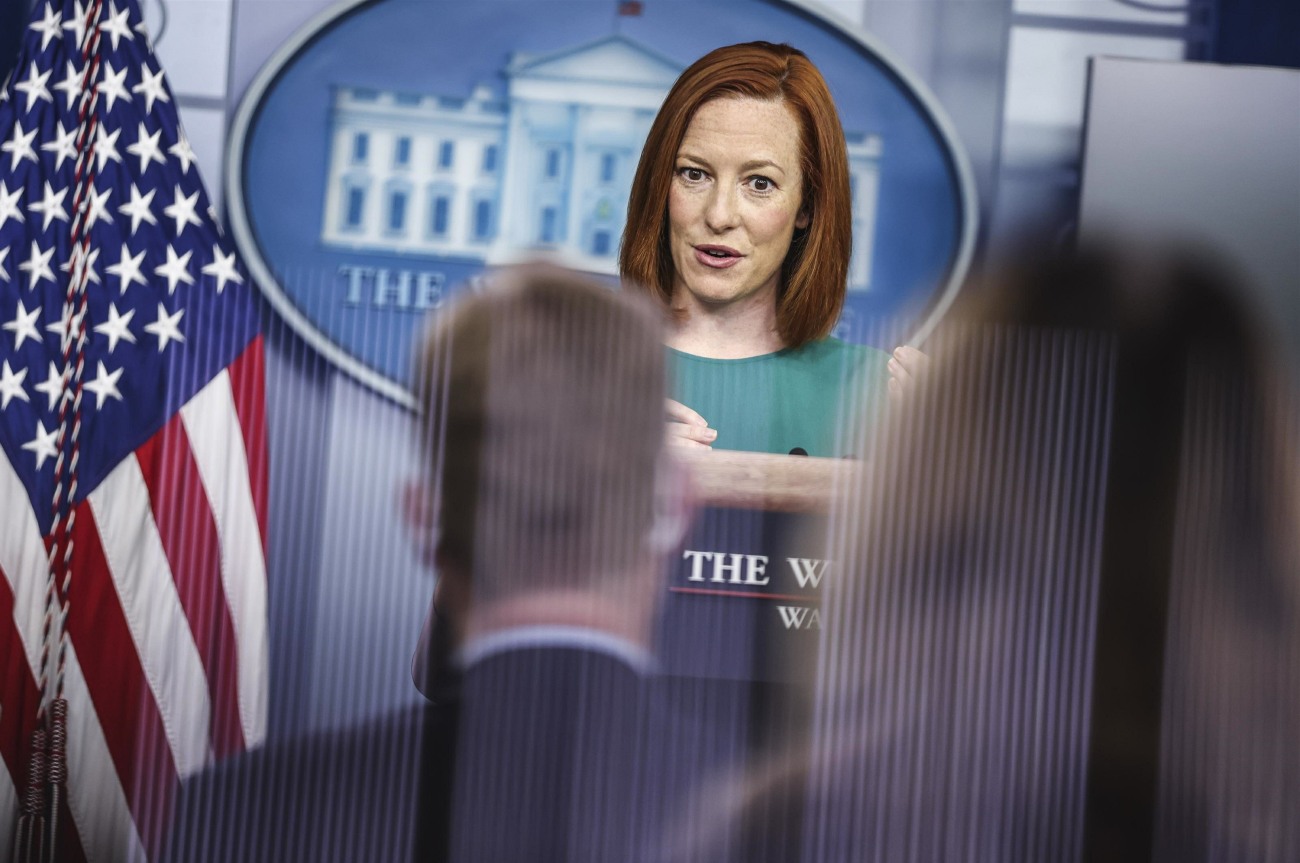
[703,185,739,232]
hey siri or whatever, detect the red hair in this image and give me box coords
[619,42,852,348]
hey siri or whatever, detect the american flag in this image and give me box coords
[0,1,269,860]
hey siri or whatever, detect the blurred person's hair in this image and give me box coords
[845,241,1300,616]
[619,41,851,348]
[413,265,666,602]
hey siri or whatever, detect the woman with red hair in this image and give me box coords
[620,41,920,456]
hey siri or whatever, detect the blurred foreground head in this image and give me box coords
[819,240,1300,862]
[682,241,1300,862]
[413,264,667,617]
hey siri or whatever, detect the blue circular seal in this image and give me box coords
[228,0,977,406]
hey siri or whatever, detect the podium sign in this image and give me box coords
[655,451,853,683]
[658,506,827,683]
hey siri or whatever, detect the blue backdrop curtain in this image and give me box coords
[1,0,34,85]
[1209,0,1300,68]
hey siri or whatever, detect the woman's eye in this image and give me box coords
[748,176,774,193]
[678,167,706,182]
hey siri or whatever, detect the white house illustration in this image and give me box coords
[320,35,882,289]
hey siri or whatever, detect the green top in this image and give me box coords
[667,338,889,457]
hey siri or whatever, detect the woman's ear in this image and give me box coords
[401,477,439,568]
[795,207,811,231]
[646,452,695,555]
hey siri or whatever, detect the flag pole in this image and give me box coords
[32,0,106,857]
[12,729,46,863]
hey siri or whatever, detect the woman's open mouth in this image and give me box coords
[694,245,743,269]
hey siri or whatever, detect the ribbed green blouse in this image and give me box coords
[667,338,889,458]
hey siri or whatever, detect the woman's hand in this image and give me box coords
[666,398,717,449]
[888,346,930,401]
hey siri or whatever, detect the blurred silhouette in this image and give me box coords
[166,264,686,862]
[411,264,682,863]
[667,241,1300,863]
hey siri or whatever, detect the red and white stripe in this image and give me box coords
[87,460,214,778]
[179,352,269,749]
[1,337,269,860]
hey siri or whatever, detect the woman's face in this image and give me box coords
[667,96,809,317]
